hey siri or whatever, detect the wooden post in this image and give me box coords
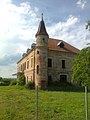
[36,86,38,120]
[85,86,88,120]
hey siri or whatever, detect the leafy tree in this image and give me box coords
[0,77,2,81]
[86,20,90,31]
[72,47,90,86]
[17,72,26,86]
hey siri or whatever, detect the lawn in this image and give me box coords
[0,86,90,120]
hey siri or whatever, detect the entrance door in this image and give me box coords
[60,75,67,83]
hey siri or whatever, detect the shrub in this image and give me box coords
[10,80,17,86]
[17,72,26,86]
[0,81,9,86]
[0,77,2,81]
[0,82,5,86]
[25,81,34,89]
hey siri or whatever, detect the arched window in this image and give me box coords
[37,65,39,74]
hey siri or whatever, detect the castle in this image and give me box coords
[17,14,79,89]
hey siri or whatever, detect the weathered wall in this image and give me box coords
[48,50,76,83]
[17,47,77,87]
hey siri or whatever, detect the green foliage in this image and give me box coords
[0,81,6,86]
[10,80,17,86]
[0,77,2,81]
[0,80,10,86]
[86,20,90,31]
[72,47,90,86]
[17,72,26,86]
[25,81,34,89]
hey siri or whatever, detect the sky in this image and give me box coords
[0,0,90,78]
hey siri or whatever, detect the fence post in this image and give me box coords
[36,85,38,120]
[85,86,88,120]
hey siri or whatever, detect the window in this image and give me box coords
[57,41,64,48]
[62,60,65,68]
[37,51,39,54]
[27,61,29,69]
[37,65,39,74]
[31,58,33,67]
[24,62,26,70]
[21,65,23,71]
[48,58,52,67]
[22,63,24,71]
[31,76,32,81]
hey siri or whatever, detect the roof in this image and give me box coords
[35,14,48,37]
[48,38,79,53]
[17,38,79,63]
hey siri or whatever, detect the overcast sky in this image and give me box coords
[0,0,90,78]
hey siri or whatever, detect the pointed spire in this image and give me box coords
[35,14,49,37]
[41,13,43,21]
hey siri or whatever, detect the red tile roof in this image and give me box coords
[48,38,79,53]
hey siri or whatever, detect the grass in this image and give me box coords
[0,85,90,120]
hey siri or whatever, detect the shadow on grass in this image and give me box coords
[47,82,90,92]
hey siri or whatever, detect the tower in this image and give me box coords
[35,14,49,89]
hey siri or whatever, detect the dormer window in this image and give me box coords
[57,41,64,48]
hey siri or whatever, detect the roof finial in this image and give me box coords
[41,13,43,21]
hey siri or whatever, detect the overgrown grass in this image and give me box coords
[0,85,90,120]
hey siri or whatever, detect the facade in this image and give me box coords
[17,15,79,89]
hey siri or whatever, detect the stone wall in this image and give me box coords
[48,49,76,83]
[17,47,77,87]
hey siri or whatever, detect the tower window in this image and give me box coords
[48,58,52,67]
[62,60,65,68]
[37,65,39,74]
[37,51,39,54]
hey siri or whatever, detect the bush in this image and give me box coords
[25,81,34,89]
[0,77,2,81]
[10,80,17,86]
[0,81,9,86]
[17,72,26,86]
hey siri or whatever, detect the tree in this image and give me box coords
[0,77,2,81]
[86,20,90,31]
[17,72,26,85]
[72,47,90,86]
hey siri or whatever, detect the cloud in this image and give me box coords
[48,15,88,49]
[0,0,39,77]
[0,64,17,78]
[0,0,39,56]
[0,54,21,66]
[76,0,87,9]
